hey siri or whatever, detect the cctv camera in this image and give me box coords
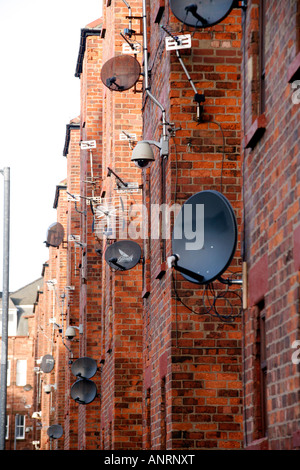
[131,141,155,169]
[65,326,77,340]
[44,384,52,394]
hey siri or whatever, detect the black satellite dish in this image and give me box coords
[70,378,97,405]
[71,357,98,379]
[101,55,141,91]
[40,354,55,373]
[105,240,141,271]
[47,424,63,439]
[45,222,64,248]
[172,190,237,284]
[169,0,235,28]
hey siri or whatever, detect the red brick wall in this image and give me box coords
[242,0,300,450]
[141,1,243,449]
[77,24,103,450]
[99,0,144,450]
[64,119,81,449]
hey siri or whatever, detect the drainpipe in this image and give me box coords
[0,167,10,450]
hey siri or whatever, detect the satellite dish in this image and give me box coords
[169,0,235,28]
[47,424,63,439]
[71,357,98,379]
[23,384,32,392]
[101,55,141,91]
[172,190,237,284]
[105,240,141,271]
[40,354,55,373]
[70,378,97,405]
[45,222,64,248]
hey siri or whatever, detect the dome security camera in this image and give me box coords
[65,326,77,340]
[44,384,52,394]
[131,141,155,169]
[65,324,83,340]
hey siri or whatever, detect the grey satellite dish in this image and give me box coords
[172,190,237,284]
[41,354,55,373]
[47,424,63,439]
[105,240,141,271]
[23,384,32,392]
[169,0,235,28]
[101,55,141,91]
[70,378,97,405]
[71,357,98,379]
[45,222,64,248]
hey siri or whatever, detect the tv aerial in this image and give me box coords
[47,424,63,439]
[169,0,236,29]
[105,240,142,271]
[44,222,64,248]
[101,55,141,91]
[169,190,241,285]
[162,25,205,122]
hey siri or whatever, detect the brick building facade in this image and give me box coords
[242,0,300,450]
[15,0,299,451]
[0,278,42,450]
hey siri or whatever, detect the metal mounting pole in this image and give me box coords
[0,167,10,450]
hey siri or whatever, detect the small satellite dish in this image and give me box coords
[101,55,141,91]
[47,424,63,439]
[23,384,32,392]
[70,378,97,405]
[45,222,64,248]
[105,240,141,271]
[172,190,237,284]
[169,0,235,28]
[40,354,55,373]
[71,357,98,379]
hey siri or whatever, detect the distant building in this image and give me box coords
[0,278,42,450]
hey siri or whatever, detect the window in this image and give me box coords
[5,416,9,440]
[16,360,27,386]
[0,309,17,337]
[255,300,268,438]
[15,415,25,440]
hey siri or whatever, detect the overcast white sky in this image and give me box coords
[0,0,102,292]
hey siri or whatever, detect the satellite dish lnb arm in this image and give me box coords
[174,265,204,284]
[168,254,204,283]
[109,257,126,271]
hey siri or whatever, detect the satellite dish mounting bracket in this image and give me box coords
[161,25,205,122]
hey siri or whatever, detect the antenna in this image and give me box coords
[162,25,205,122]
[47,424,63,439]
[170,190,240,285]
[70,378,97,405]
[44,222,64,248]
[105,240,142,271]
[71,357,98,379]
[169,0,236,29]
[80,140,97,199]
[101,55,141,92]
[40,354,55,373]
